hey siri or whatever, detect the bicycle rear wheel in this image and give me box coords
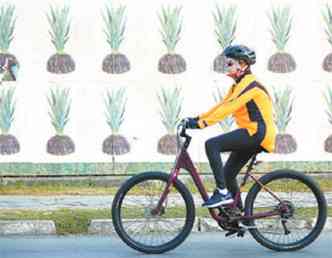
[245,170,327,251]
[112,171,195,254]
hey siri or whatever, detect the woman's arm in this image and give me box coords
[198,84,234,120]
[197,88,259,128]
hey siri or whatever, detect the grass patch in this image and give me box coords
[0,176,332,195]
[185,177,332,193]
[0,209,112,235]
[0,184,119,196]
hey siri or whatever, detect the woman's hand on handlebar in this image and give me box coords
[180,117,200,129]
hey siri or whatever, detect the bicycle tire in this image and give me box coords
[244,169,327,251]
[112,171,195,254]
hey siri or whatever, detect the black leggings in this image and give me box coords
[205,128,264,195]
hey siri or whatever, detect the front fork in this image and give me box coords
[151,167,180,216]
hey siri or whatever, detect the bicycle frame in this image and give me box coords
[154,124,285,224]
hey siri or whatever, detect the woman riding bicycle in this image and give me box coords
[184,44,277,208]
[113,45,326,253]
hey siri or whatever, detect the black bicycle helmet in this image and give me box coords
[222,45,256,65]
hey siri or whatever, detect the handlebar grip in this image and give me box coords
[180,126,186,137]
[177,121,192,149]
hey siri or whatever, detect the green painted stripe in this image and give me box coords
[0,162,332,176]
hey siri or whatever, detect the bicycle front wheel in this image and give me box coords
[112,171,195,254]
[245,170,327,251]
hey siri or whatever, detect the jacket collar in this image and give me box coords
[234,68,252,83]
[229,72,256,100]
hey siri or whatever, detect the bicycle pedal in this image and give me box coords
[225,230,238,237]
[225,228,245,238]
[237,230,245,237]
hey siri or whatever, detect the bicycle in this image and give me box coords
[112,121,327,254]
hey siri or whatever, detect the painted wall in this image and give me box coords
[1,0,332,163]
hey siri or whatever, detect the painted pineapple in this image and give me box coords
[0,86,19,154]
[323,86,332,152]
[272,86,297,153]
[213,86,234,132]
[102,1,130,74]
[46,5,75,74]
[47,87,75,155]
[212,4,238,73]
[0,3,19,80]
[267,6,296,73]
[103,87,130,159]
[157,86,182,155]
[322,4,332,72]
[158,6,186,74]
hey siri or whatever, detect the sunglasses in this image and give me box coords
[224,59,240,70]
[226,61,235,67]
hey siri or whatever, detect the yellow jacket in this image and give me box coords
[197,73,276,153]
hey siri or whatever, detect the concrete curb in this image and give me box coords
[88,218,200,235]
[88,217,332,234]
[88,219,115,234]
[0,218,331,236]
[0,220,56,235]
[198,218,332,232]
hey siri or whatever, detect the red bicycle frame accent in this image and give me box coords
[155,146,283,223]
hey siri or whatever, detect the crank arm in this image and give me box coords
[238,223,257,230]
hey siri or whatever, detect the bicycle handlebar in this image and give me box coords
[177,120,192,150]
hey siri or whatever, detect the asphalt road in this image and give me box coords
[0,232,331,258]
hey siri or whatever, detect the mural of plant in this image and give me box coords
[158,6,186,74]
[0,86,19,155]
[272,86,297,153]
[102,2,130,74]
[267,6,296,73]
[323,86,332,152]
[103,87,130,164]
[46,4,75,74]
[157,86,182,155]
[213,86,234,132]
[322,4,332,72]
[0,3,19,81]
[212,4,238,73]
[47,87,75,155]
